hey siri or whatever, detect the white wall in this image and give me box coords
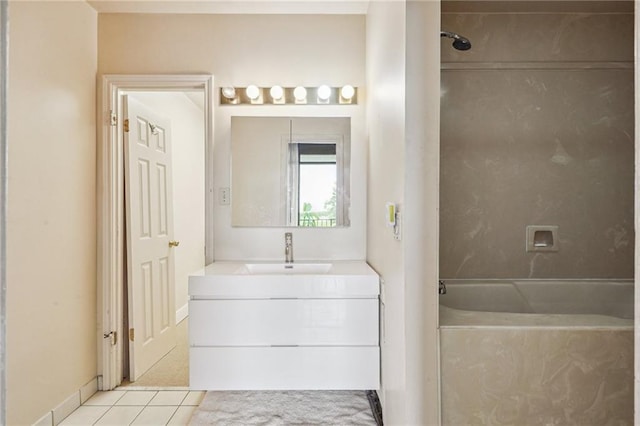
[366,1,440,424]
[7,2,98,424]
[128,91,206,318]
[404,2,440,424]
[98,14,367,262]
[366,1,407,422]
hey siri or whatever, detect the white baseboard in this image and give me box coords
[80,377,99,404]
[52,392,80,426]
[33,377,98,426]
[176,302,189,324]
[33,412,52,426]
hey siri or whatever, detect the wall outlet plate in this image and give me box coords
[219,187,230,205]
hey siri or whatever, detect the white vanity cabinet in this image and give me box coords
[188,261,380,390]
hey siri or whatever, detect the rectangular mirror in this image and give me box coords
[231,116,351,227]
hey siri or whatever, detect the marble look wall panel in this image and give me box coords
[440,328,633,425]
[440,12,634,279]
[440,69,634,278]
[441,13,633,63]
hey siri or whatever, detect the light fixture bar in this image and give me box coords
[219,86,358,105]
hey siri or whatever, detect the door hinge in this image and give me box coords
[124,118,130,133]
[103,331,117,346]
[109,110,117,127]
[129,328,135,342]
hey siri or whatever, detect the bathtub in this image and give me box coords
[439,279,633,426]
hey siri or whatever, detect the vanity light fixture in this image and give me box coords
[221,86,238,104]
[245,85,263,104]
[245,85,260,99]
[317,85,332,103]
[293,86,307,104]
[221,86,236,99]
[219,86,357,105]
[270,85,285,104]
[340,85,356,104]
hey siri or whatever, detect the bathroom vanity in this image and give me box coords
[188,261,380,390]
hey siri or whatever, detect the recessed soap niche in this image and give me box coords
[526,225,559,252]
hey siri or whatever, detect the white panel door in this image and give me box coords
[124,95,177,381]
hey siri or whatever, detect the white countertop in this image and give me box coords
[190,260,379,277]
[189,260,380,299]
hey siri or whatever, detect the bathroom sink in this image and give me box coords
[244,263,332,274]
[189,261,380,299]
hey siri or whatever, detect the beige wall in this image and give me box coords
[366,1,440,423]
[7,2,97,424]
[99,13,367,261]
[440,12,634,279]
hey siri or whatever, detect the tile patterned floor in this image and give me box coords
[60,390,205,425]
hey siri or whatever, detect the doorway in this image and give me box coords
[121,91,205,387]
[97,75,214,391]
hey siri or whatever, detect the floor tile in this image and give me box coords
[149,390,188,406]
[131,406,178,425]
[84,391,127,406]
[181,391,205,406]
[167,406,198,425]
[115,390,158,406]
[58,406,110,425]
[94,406,144,425]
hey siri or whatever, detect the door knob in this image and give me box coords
[169,240,180,248]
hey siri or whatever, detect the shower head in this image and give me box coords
[441,30,472,51]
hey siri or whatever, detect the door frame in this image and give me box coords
[97,74,214,390]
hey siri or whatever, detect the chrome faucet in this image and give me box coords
[285,232,294,264]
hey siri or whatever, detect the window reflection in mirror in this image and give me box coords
[231,116,350,228]
[288,143,337,227]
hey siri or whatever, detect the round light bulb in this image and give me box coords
[221,86,236,99]
[340,85,355,100]
[293,86,307,101]
[246,85,260,100]
[270,85,284,100]
[317,85,331,101]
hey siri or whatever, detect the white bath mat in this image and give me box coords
[188,390,377,425]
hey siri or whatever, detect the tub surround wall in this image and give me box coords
[441,329,633,425]
[440,11,634,278]
[98,13,367,262]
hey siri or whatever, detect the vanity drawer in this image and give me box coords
[189,298,378,346]
[190,346,380,390]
